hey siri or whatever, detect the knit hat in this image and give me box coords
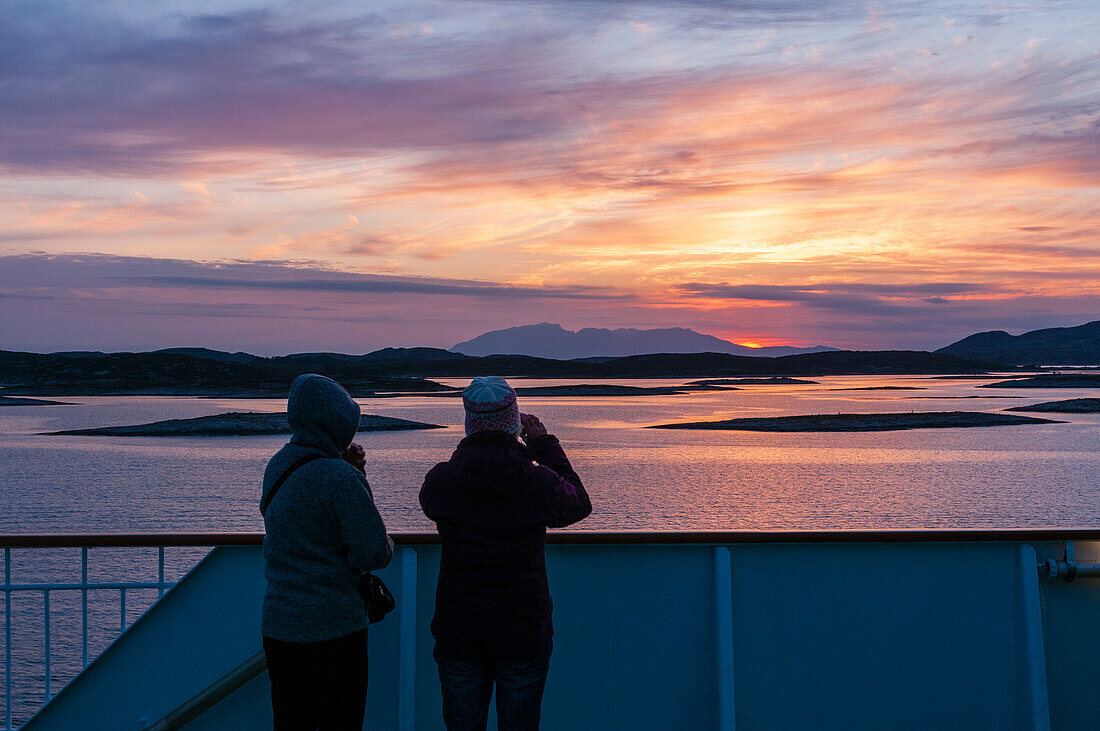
[463,376,521,436]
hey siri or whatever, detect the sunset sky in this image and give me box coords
[2,0,1098,353]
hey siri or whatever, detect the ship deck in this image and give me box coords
[5,529,1100,730]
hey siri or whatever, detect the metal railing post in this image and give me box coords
[158,548,166,598]
[714,546,736,731]
[81,548,88,669]
[5,547,11,731]
[43,591,51,701]
[120,589,127,633]
[1018,544,1052,730]
[397,547,418,731]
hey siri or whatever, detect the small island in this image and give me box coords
[686,377,817,386]
[44,412,444,436]
[648,411,1060,432]
[905,395,1024,399]
[515,385,684,396]
[514,384,732,396]
[422,384,736,397]
[1006,398,1100,413]
[0,395,72,406]
[832,386,926,391]
[924,375,1032,380]
[981,375,1100,389]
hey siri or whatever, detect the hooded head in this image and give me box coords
[462,376,521,437]
[287,374,361,455]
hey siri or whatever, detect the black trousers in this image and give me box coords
[263,629,369,731]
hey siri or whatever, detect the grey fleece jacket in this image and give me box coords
[261,374,394,642]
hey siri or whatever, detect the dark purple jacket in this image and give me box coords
[419,431,591,660]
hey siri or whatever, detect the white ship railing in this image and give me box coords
[0,534,259,731]
[3,529,1100,730]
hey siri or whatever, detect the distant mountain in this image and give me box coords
[936,321,1100,365]
[451,323,836,359]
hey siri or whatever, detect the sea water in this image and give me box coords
[1,374,1098,534]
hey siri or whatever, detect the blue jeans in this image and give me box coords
[435,643,552,731]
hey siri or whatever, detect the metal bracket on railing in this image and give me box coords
[1040,542,1100,582]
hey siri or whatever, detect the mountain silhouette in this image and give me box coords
[451,323,835,359]
[936,321,1100,365]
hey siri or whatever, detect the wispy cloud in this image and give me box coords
[0,6,576,176]
[0,253,640,352]
[672,282,1000,317]
[1,1,1097,349]
[0,253,626,300]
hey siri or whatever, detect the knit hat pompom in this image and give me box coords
[462,376,521,436]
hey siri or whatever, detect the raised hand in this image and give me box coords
[520,413,548,443]
[342,442,366,473]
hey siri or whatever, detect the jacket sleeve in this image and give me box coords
[331,469,394,572]
[418,464,446,522]
[528,434,592,528]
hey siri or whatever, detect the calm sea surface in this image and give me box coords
[2,374,1099,533]
[1,374,1099,722]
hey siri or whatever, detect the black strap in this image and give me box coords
[260,453,325,515]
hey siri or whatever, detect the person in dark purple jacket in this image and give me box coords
[420,376,591,731]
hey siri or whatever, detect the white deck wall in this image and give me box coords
[22,539,1100,730]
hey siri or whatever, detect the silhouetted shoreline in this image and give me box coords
[649,411,1061,432]
[1006,399,1100,413]
[44,412,443,436]
[831,386,926,391]
[686,377,818,385]
[0,348,1002,396]
[981,375,1100,389]
[0,396,72,406]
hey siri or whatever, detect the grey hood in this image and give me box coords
[286,374,360,456]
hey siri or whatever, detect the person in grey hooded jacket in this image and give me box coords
[261,373,394,730]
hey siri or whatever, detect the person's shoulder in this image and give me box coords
[263,444,322,486]
[281,452,345,476]
[264,443,298,470]
[262,456,284,484]
[322,457,368,484]
[422,461,454,487]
